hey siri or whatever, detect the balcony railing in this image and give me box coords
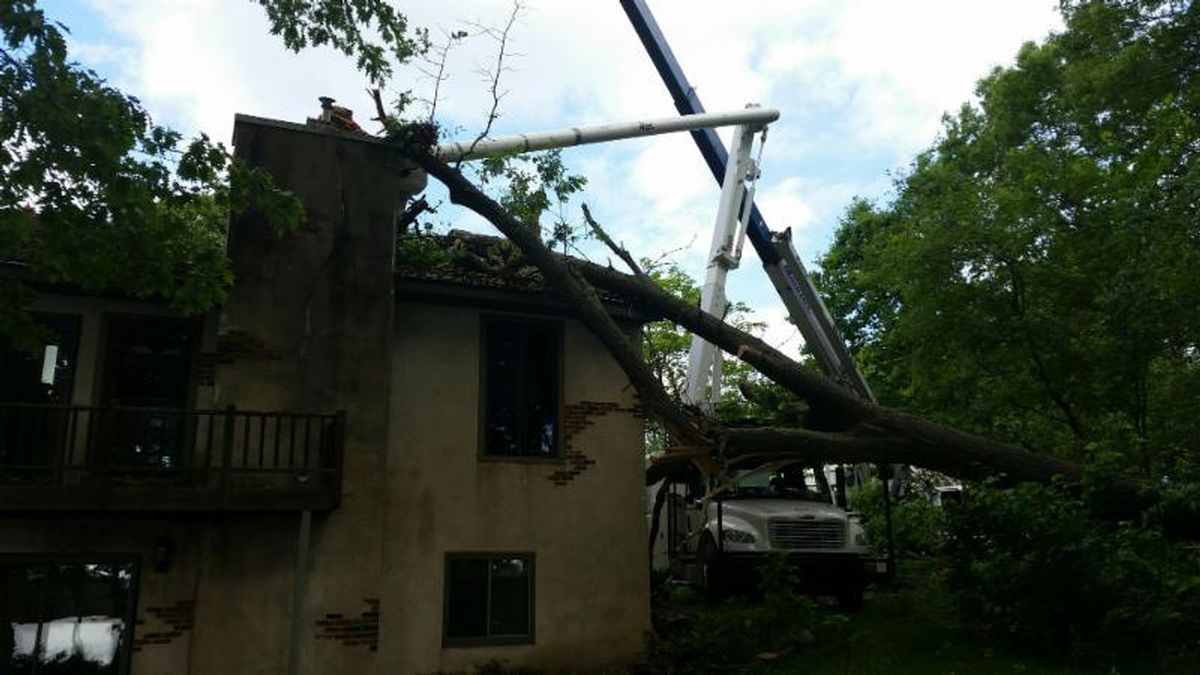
[0,403,345,511]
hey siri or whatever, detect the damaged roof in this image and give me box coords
[393,230,646,320]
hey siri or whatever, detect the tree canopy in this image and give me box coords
[0,0,422,346]
[816,0,1200,480]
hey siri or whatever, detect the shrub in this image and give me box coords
[943,481,1200,659]
[653,554,822,669]
[850,478,946,557]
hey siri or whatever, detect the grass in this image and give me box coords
[467,562,1198,674]
[749,570,1197,675]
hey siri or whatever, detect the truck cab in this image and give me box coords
[652,460,886,608]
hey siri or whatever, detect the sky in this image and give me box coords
[52,0,1062,353]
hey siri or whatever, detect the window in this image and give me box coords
[1,314,81,472]
[481,318,561,458]
[100,316,197,469]
[0,558,137,675]
[100,316,195,409]
[443,553,534,646]
[0,313,81,405]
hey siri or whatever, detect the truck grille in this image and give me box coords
[767,518,846,550]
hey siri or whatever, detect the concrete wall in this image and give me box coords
[3,116,651,675]
[383,301,651,674]
[186,116,424,675]
[2,117,421,675]
[1,295,216,675]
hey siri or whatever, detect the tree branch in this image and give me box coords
[409,151,1156,521]
[412,152,710,447]
[458,1,523,164]
[581,203,646,279]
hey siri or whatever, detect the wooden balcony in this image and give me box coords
[0,404,344,511]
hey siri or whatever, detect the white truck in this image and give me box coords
[628,73,888,606]
[652,460,886,608]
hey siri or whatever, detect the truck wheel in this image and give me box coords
[698,535,727,600]
[837,583,865,612]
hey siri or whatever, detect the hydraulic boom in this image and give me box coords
[619,0,874,402]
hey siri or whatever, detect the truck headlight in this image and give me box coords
[854,531,869,546]
[721,529,756,544]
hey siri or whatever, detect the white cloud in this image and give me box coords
[756,177,817,233]
[67,0,1061,342]
[84,0,367,141]
[757,0,1061,154]
[750,305,803,358]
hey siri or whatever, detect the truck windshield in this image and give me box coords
[725,465,832,502]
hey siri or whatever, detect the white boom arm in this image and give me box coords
[684,118,764,410]
[432,104,776,415]
[434,108,778,162]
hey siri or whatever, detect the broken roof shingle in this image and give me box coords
[394,230,645,317]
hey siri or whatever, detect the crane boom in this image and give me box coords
[433,107,778,161]
[619,0,874,402]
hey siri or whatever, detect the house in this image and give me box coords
[0,115,651,674]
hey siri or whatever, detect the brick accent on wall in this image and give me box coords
[194,328,278,386]
[193,352,229,387]
[216,328,278,361]
[547,400,639,486]
[131,600,195,652]
[313,598,379,651]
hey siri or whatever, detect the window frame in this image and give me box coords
[94,313,201,409]
[477,314,565,462]
[0,553,140,675]
[441,552,536,648]
[0,312,83,405]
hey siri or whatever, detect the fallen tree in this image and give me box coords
[411,151,1157,520]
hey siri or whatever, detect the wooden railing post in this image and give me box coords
[220,405,236,495]
[331,411,346,503]
[0,404,347,511]
[50,407,67,486]
[98,400,116,492]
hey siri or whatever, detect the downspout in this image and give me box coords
[287,510,312,675]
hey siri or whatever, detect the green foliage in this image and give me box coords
[944,481,1200,659]
[641,261,763,407]
[655,555,822,669]
[1,1,303,345]
[640,261,765,454]
[754,575,1198,675]
[474,150,589,253]
[814,1,1200,662]
[641,261,701,409]
[814,0,1200,477]
[383,119,442,153]
[254,0,428,85]
[849,479,946,557]
[395,230,453,268]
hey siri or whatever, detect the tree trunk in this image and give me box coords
[411,152,1155,518]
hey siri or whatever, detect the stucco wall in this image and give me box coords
[0,516,202,675]
[383,300,651,674]
[189,116,424,675]
[2,117,422,675]
[4,116,649,675]
[1,294,221,675]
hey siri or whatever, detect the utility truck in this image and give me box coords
[622,0,891,605]
[652,460,881,608]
